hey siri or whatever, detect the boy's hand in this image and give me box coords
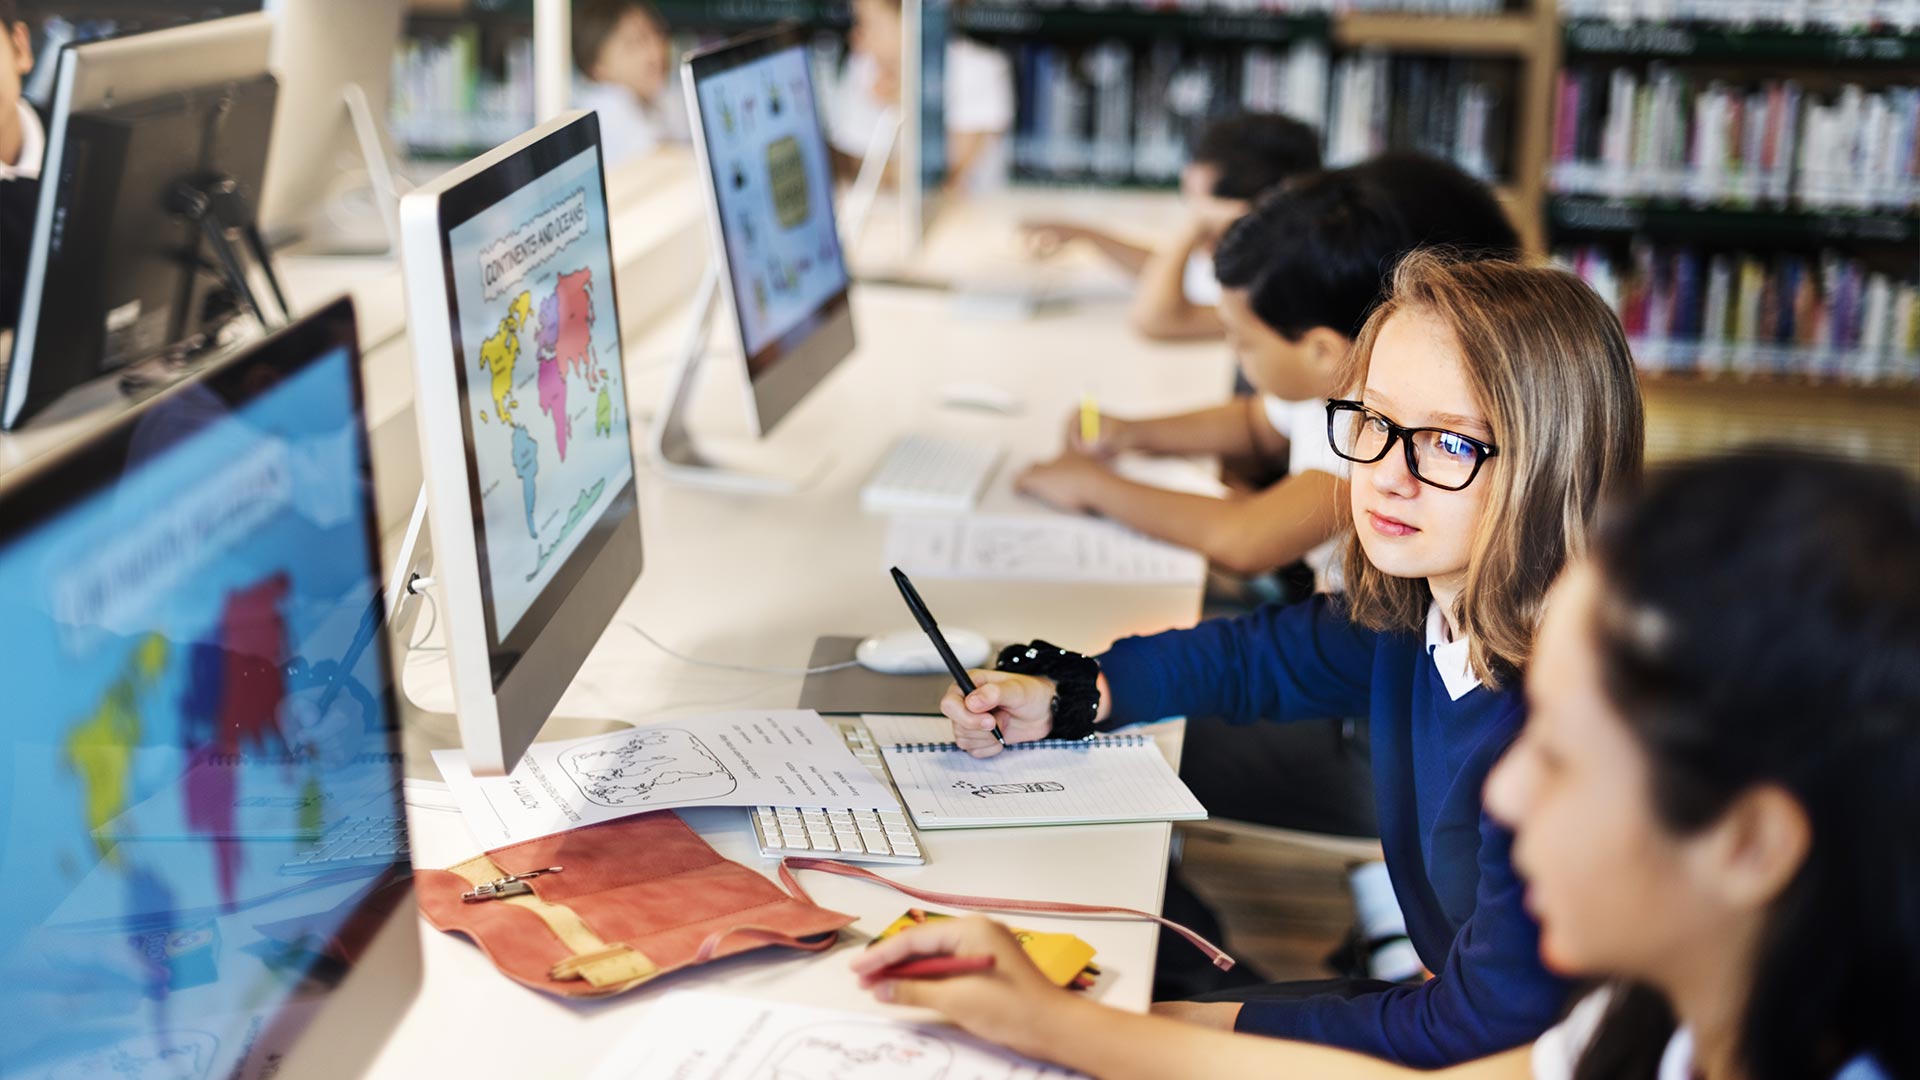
[1063,410,1133,458]
[1016,452,1113,514]
[852,915,1074,1056]
[940,670,1056,756]
[1019,220,1082,260]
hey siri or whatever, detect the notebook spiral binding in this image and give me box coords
[891,734,1150,753]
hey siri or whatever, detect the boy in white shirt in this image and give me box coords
[1022,113,1321,342]
[1017,152,1521,591]
[571,0,688,170]
[1,0,43,331]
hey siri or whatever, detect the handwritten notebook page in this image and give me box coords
[878,735,1206,829]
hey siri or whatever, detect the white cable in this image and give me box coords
[619,621,859,676]
[407,584,441,652]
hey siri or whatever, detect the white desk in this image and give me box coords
[2,154,1226,1075]
[362,276,1231,1075]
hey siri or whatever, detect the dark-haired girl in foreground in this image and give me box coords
[854,451,1916,1080]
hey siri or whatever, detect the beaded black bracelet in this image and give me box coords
[994,639,1102,742]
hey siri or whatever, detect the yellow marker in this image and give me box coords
[1080,393,1100,446]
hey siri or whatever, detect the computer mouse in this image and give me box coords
[937,381,1024,416]
[855,628,992,675]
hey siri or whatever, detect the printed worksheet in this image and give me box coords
[587,991,1085,1080]
[431,711,899,849]
[883,513,1206,587]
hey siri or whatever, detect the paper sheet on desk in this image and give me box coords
[587,990,1085,1080]
[431,710,901,849]
[884,512,1206,586]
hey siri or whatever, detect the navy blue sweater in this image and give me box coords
[1100,595,1570,1067]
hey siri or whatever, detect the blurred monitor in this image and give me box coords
[3,15,279,431]
[397,111,643,776]
[0,296,419,1080]
[683,24,854,438]
[258,0,407,253]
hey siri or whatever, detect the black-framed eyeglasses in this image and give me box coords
[1324,399,1499,492]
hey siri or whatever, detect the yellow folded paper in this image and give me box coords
[870,909,1098,988]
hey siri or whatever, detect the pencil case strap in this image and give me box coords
[777,857,1234,971]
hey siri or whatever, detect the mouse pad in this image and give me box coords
[796,635,994,716]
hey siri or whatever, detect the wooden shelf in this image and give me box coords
[1638,371,1920,400]
[1334,13,1539,56]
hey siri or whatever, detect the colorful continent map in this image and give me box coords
[535,268,601,463]
[476,269,619,566]
[63,633,170,864]
[60,574,296,910]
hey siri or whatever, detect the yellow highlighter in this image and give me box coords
[1080,393,1100,447]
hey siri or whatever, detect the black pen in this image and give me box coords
[890,566,1004,744]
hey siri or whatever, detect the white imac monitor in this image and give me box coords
[0,297,419,1080]
[397,112,643,776]
[258,0,408,254]
[654,25,855,490]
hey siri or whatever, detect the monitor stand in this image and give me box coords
[173,174,294,332]
[648,269,824,495]
[382,489,628,778]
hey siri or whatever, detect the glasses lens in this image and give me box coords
[1334,407,1392,461]
[1409,428,1481,488]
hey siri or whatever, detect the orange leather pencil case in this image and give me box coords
[414,811,855,997]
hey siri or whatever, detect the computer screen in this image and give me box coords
[400,111,644,775]
[690,32,850,375]
[0,299,412,1078]
[443,138,632,646]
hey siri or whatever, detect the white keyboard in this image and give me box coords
[860,434,1003,513]
[278,814,410,876]
[752,720,925,865]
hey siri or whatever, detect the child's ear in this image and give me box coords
[7,22,30,77]
[1300,327,1354,381]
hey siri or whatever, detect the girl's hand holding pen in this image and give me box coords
[940,671,1057,757]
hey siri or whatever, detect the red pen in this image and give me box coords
[874,955,997,981]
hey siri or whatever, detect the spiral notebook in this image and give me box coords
[860,714,1207,829]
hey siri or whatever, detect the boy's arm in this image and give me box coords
[1116,395,1283,460]
[1130,220,1225,341]
[1021,220,1156,274]
[1017,464,1341,579]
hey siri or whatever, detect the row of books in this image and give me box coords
[1558,242,1920,382]
[1559,0,1920,29]
[1012,39,1326,181]
[1551,65,1920,211]
[1008,40,1507,186]
[389,28,537,157]
[1323,51,1508,180]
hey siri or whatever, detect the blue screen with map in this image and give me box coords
[447,145,633,643]
[0,345,407,1079]
[695,42,849,367]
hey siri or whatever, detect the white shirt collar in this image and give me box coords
[1658,1027,1696,1080]
[1425,602,1483,701]
[1,99,44,181]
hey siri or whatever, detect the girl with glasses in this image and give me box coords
[864,451,1913,1080]
[933,251,1645,1065]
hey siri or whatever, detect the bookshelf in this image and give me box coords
[1539,3,1920,472]
[387,0,1916,471]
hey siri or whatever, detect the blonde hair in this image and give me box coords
[1338,250,1644,686]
